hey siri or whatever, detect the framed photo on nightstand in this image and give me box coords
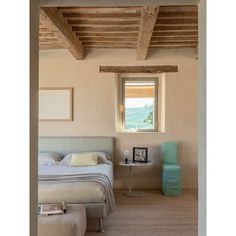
[133,147,148,163]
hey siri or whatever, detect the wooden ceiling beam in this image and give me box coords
[72,26,139,32]
[149,45,196,48]
[151,40,198,44]
[40,37,59,41]
[80,37,138,42]
[83,42,137,46]
[76,32,139,37]
[153,31,198,36]
[39,28,53,33]
[39,5,198,53]
[159,5,198,13]
[158,12,198,17]
[39,32,56,37]
[152,36,198,40]
[40,7,85,60]
[41,1,200,7]
[99,65,178,73]
[156,18,198,24]
[150,41,198,45]
[63,12,141,18]
[137,6,160,60]
[85,45,135,48]
[68,19,140,25]
[64,17,140,21]
[39,38,61,43]
[58,7,142,13]
[154,25,198,31]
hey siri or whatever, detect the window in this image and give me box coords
[120,78,159,132]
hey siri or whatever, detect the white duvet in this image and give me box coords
[38,163,113,204]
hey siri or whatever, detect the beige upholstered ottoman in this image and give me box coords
[38,205,86,236]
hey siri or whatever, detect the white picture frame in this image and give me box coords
[39,87,73,121]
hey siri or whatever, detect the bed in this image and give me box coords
[38,136,116,231]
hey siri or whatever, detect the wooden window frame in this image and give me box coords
[120,77,159,132]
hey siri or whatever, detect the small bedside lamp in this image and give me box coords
[122,149,130,164]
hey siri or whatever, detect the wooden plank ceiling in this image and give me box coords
[39,5,198,60]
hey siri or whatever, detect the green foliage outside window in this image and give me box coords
[144,110,153,124]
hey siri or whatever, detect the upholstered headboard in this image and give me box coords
[39,136,115,162]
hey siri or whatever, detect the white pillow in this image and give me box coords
[38,152,62,166]
[60,152,112,165]
[69,153,98,167]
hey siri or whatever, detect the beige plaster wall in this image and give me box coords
[39,48,198,189]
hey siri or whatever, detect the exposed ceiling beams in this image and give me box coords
[99,65,178,73]
[40,7,85,59]
[40,0,200,7]
[39,5,198,60]
[137,6,160,60]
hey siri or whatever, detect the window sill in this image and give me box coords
[115,130,165,134]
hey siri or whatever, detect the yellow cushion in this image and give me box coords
[69,153,98,166]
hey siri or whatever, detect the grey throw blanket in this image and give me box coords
[39,173,116,214]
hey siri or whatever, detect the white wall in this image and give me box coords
[39,48,198,189]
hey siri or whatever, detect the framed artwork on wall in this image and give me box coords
[133,147,148,163]
[39,87,73,121]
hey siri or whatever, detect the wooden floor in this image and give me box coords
[86,189,198,236]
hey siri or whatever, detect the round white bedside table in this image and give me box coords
[119,161,153,197]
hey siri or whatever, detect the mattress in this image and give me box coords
[38,163,113,204]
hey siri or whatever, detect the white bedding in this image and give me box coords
[38,163,113,204]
